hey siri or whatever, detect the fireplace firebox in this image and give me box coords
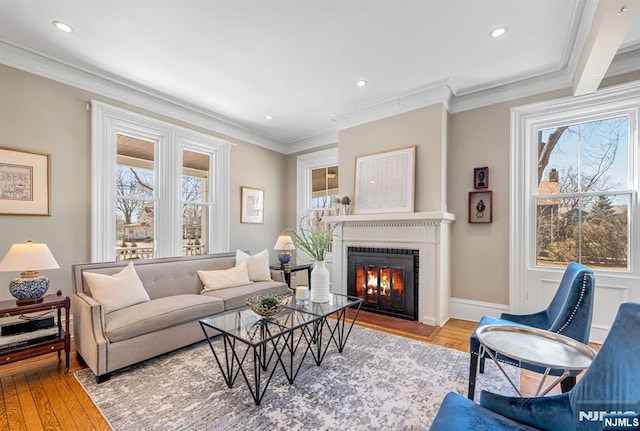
[347,247,418,320]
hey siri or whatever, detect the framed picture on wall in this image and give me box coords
[241,186,264,224]
[354,146,415,214]
[469,191,492,223]
[473,166,489,189]
[0,146,50,216]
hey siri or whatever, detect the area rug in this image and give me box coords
[75,325,518,431]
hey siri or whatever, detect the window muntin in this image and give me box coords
[535,116,630,270]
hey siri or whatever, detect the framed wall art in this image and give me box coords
[0,146,50,216]
[468,191,492,223]
[473,166,489,189]
[354,146,415,215]
[241,186,264,224]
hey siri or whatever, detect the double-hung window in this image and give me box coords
[92,102,229,262]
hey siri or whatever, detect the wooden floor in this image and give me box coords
[0,317,594,430]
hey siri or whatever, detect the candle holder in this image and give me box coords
[295,285,309,306]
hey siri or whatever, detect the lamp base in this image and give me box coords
[277,252,292,265]
[9,273,50,304]
[16,297,45,306]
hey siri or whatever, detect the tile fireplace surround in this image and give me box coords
[325,212,455,327]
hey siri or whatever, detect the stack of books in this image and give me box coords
[0,317,59,350]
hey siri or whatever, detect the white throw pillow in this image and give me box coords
[83,261,150,314]
[198,262,252,292]
[235,249,271,281]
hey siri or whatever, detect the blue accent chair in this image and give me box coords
[468,262,595,400]
[431,302,640,431]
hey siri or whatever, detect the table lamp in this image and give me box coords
[273,235,295,265]
[0,240,59,305]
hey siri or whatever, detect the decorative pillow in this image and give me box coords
[83,261,150,314]
[198,262,252,292]
[235,249,271,281]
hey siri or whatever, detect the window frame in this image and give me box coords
[511,81,640,312]
[91,101,230,262]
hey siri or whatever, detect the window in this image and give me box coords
[91,101,229,262]
[311,166,339,211]
[535,116,630,270]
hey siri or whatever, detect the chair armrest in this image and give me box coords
[72,292,109,376]
[500,309,550,329]
[480,390,574,431]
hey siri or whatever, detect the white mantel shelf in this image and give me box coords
[324,211,456,224]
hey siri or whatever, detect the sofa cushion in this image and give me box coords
[104,294,224,343]
[235,249,271,281]
[83,261,150,313]
[198,262,252,292]
[203,280,290,310]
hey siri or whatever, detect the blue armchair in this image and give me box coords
[431,302,640,431]
[468,262,595,399]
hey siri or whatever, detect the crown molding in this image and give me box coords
[0,39,287,153]
[284,128,338,155]
[331,80,454,131]
[606,47,640,78]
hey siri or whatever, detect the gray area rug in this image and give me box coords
[75,325,519,430]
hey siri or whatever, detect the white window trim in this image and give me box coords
[91,101,230,262]
[510,81,640,312]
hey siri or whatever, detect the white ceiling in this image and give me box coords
[0,0,639,153]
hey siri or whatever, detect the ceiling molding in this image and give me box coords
[0,39,287,154]
[606,47,640,77]
[331,80,454,131]
[284,128,338,155]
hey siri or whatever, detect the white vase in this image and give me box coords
[310,260,330,303]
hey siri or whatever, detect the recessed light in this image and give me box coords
[490,26,507,38]
[53,21,74,33]
[356,80,367,87]
[265,115,273,120]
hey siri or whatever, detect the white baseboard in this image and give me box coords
[449,297,509,323]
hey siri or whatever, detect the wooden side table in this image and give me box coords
[270,263,313,288]
[0,293,71,373]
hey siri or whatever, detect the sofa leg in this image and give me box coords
[468,353,478,400]
[560,376,576,393]
[96,373,111,384]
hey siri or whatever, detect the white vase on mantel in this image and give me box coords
[310,260,330,303]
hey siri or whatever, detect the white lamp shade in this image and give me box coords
[273,235,295,251]
[0,241,60,272]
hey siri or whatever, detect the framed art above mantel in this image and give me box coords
[353,146,415,215]
[0,146,50,216]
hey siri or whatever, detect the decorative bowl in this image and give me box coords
[245,294,291,317]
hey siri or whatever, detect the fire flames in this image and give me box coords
[356,266,404,301]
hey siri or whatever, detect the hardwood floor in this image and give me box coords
[0,317,594,430]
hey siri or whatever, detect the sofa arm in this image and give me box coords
[72,292,109,377]
[270,268,285,283]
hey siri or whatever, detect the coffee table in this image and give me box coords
[476,324,597,397]
[200,307,320,405]
[286,293,363,365]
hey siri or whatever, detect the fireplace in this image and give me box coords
[347,247,418,320]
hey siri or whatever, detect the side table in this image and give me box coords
[476,324,596,397]
[0,293,71,373]
[270,263,313,288]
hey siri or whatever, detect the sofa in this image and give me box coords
[71,252,289,383]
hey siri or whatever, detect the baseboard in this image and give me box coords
[449,297,509,322]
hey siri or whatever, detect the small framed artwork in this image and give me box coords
[469,191,492,223]
[473,166,489,189]
[241,186,264,224]
[0,146,50,216]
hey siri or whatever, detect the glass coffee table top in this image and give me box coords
[200,306,319,345]
[286,293,363,317]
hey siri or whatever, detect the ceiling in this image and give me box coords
[1,1,639,154]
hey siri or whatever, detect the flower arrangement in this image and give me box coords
[287,215,337,261]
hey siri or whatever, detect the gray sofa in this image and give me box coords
[71,252,289,383]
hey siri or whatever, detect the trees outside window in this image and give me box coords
[535,116,629,270]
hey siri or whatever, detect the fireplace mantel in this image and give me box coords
[326,211,455,327]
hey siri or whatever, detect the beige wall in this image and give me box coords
[0,65,288,301]
[338,104,448,212]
